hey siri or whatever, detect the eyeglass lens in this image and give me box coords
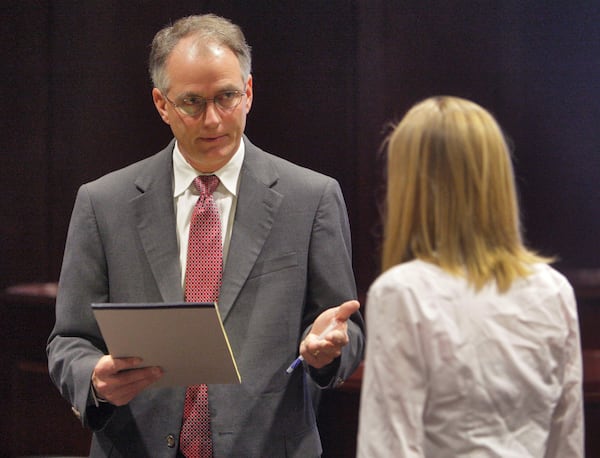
[177,91,244,116]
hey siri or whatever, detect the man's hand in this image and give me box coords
[91,355,163,406]
[300,300,360,369]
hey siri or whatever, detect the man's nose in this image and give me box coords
[202,101,221,124]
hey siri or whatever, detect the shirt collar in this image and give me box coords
[173,140,245,197]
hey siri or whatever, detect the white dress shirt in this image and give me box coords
[173,141,244,289]
[357,259,584,458]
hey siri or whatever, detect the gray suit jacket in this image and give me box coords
[47,137,364,457]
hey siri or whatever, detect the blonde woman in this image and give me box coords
[357,96,584,457]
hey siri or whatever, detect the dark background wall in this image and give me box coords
[1,2,599,457]
[2,0,598,296]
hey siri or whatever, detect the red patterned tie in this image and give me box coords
[180,175,221,458]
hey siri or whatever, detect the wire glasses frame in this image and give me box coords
[163,90,246,117]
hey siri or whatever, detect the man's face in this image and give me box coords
[153,37,253,173]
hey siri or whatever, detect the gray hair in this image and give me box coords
[149,14,252,93]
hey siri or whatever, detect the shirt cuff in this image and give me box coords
[90,383,109,408]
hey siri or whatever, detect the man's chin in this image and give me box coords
[187,151,233,173]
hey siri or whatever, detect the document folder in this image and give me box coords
[91,302,240,388]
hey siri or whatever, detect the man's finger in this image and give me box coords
[111,356,144,372]
[334,300,360,321]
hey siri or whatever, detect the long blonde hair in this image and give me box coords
[382,96,549,291]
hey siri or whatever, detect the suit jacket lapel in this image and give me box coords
[131,142,184,303]
[127,138,281,313]
[219,139,283,321]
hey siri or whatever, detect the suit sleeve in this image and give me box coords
[304,178,364,387]
[46,184,115,429]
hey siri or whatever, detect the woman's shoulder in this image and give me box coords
[522,263,573,293]
[369,259,448,295]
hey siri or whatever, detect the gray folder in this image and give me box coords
[91,302,241,388]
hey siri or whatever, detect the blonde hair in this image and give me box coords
[382,96,550,292]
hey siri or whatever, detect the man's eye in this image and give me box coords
[182,97,204,106]
[219,92,237,100]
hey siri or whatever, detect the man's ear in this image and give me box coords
[244,74,253,114]
[152,88,170,125]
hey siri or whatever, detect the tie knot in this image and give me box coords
[193,175,220,196]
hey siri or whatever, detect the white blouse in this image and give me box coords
[357,259,584,458]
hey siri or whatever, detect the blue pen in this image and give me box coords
[286,319,340,374]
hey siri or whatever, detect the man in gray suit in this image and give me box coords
[47,14,364,457]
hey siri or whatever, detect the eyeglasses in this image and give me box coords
[163,90,246,117]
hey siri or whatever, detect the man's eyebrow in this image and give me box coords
[178,86,242,99]
[178,92,202,99]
